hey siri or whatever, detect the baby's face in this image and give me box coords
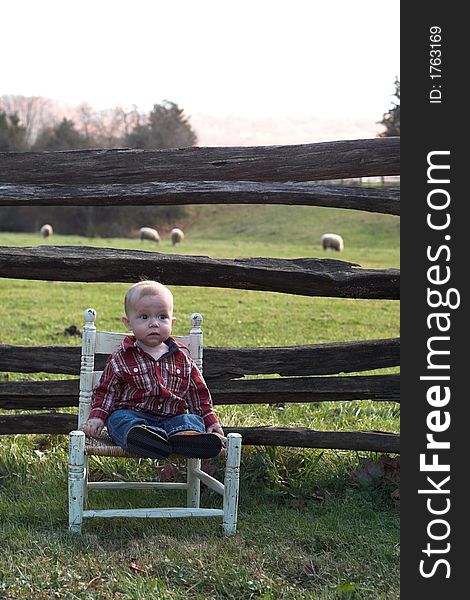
[123,292,175,348]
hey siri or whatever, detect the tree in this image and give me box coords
[379,78,400,137]
[0,95,58,146]
[76,104,140,149]
[32,117,92,150]
[0,111,27,151]
[125,101,197,149]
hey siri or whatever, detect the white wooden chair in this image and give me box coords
[68,308,242,535]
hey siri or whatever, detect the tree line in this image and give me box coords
[378,77,400,138]
[0,97,197,152]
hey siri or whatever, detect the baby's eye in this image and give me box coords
[140,314,148,320]
[159,314,169,320]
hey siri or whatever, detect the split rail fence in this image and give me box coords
[0,137,400,453]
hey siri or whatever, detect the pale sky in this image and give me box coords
[2,0,399,144]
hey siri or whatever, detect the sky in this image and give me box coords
[2,0,400,144]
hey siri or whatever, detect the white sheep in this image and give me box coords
[321,233,344,252]
[139,227,160,243]
[40,224,53,238]
[170,227,185,246]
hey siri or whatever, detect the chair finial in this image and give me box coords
[83,308,97,323]
[190,312,203,327]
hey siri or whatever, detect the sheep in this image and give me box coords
[40,224,53,238]
[170,227,185,246]
[139,227,160,243]
[321,233,344,252]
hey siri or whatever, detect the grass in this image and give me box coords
[0,204,400,598]
[1,440,399,599]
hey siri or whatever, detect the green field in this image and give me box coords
[0,204,400,599]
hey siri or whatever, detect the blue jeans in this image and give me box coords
[107,409,206,451]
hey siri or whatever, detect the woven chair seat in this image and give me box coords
[85,429,139,458]
[84,429,228,458]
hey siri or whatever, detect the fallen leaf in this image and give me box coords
[290,498,308,511]
[129,562,149,575]
[349,457,385,484]
[35,437,53,451]
[89,469,105,482]
[381,455,400,471]
[154,463,178,482]
[201,461,217,477]
[391,488,400,507]
[382,455,400,483]
[85,575,104,589]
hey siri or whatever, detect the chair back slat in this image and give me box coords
[94,332,126,354]
[94,332,193,355]
[92,371,104,387]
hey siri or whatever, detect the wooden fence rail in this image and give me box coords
[0,375,400,410]
[0,246,400,299]
[0,138,400,184]
[0,181,400,215]
[0,413,399,452]
[0,338,400,377]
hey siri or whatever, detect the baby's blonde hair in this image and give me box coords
[124,280,173,316]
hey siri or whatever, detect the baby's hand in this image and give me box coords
[80,417,105,438]
[207,422,224,437]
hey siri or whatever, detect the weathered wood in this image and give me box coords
[205,339,400,379]
[0,374,400,409]
[212,375,401,403]
[0,246,400,299]
[0,412,77,434]
[0,414,399,452]
[0,345,80,374]
[0,181,400,215]
[224,426,400,453]
[0,338,400,376]
[0,138,400,184]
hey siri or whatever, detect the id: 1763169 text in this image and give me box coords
[429,26,442,104]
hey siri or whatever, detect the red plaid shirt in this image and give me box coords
[89,336,219,429]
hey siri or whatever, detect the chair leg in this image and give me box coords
[223,433,242,535]
[68,430,86,533]
[187,458,201,508]
[83,455,89,509]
